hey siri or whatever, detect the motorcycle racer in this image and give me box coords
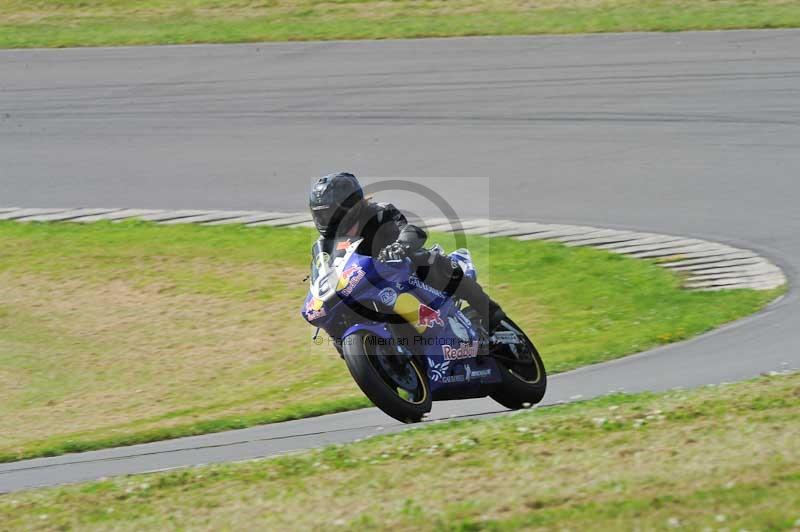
[308,172,507,333]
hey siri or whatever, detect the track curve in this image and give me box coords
[1,29,799,492]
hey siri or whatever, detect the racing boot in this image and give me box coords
[486,300,507,333]
[448,269,507,333]
[462,299,505,359]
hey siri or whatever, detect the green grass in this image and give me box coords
[1,0,800,48]
[2,372,798,530]
[0,221,781,462]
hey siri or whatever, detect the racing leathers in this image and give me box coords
[342,200,505,332]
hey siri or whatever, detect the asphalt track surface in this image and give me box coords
[1,29,799,492]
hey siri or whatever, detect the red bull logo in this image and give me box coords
[304,297,327,321]
[306,307,327,321]
[339,265,365,297]
[442,341,480,361]
[417,303,444,329]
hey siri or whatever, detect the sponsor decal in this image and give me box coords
[304,298,327,321]
[465,364,492,382]
[427,357,466,384]
[418,303,445,329]
[378,287,398,306]
[442,341,480,361]
[306,308,327,321]
[339,265,365,297]
[427,357,450,382]
[448,316,471,342]
[408,275,446,298]
[455,310,473,330]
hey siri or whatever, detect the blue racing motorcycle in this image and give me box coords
[301,236,547,423]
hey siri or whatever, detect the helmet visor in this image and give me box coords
[311,204,345,237]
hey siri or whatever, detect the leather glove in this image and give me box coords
[378,242,410,263]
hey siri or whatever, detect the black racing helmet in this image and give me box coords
[309,172,364,238]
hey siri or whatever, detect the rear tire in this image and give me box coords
[489,318,547,410]
[342,331,432,423]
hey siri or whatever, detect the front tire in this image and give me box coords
[490,317,547,410]
[342,331,432,423]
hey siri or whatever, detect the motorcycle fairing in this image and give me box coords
[302,236,502,399]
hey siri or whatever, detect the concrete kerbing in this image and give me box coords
[0,207,787,291]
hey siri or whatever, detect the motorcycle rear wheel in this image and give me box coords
[342,331,432,423]
[489,317,547,410]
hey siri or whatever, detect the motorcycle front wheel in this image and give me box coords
[342,331,432,423]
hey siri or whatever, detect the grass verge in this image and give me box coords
[0,221,781,462]
[1,372,798,530]
[1,0,800,49]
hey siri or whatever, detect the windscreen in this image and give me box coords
[309,239,332,284]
